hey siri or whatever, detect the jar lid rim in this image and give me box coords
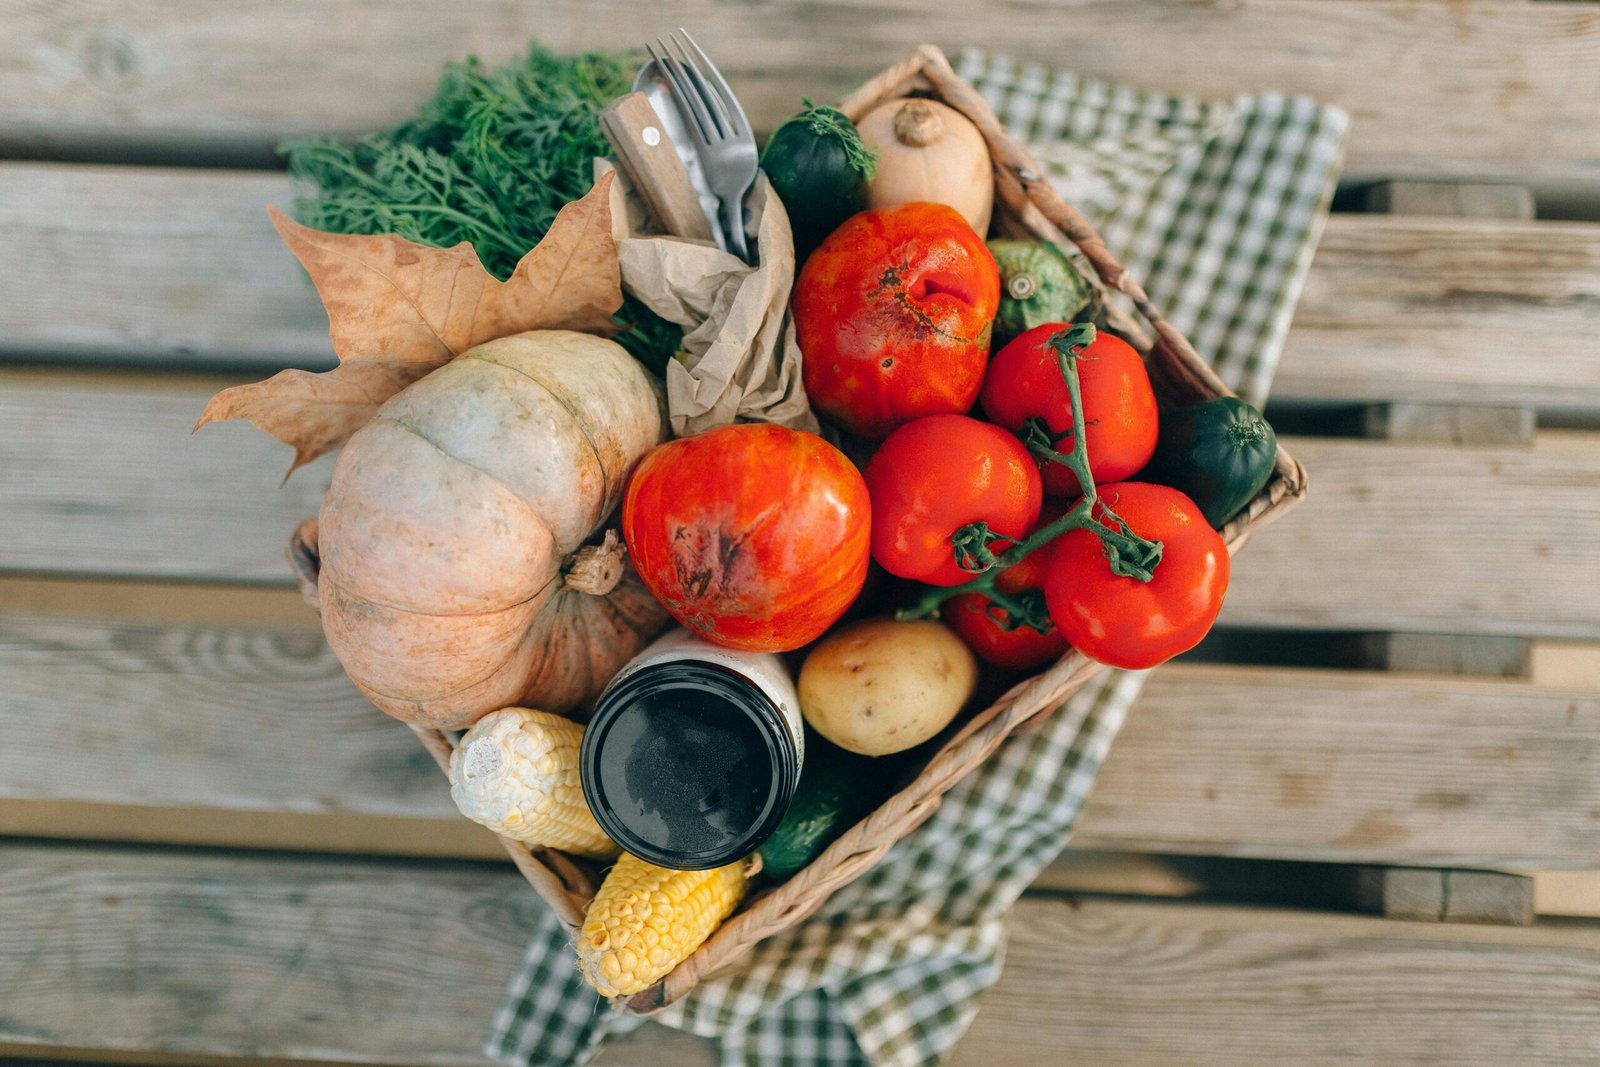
[580,659,799,870]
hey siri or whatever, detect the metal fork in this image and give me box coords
[646,30,759,263]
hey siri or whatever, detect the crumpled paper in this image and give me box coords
[603,163,819,436]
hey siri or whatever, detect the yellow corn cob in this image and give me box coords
[448,707,617,859]
[577,852,750,998]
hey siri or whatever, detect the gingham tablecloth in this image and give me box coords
[488,50,1347,1067]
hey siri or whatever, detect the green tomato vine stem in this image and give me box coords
[896,323,1165,624]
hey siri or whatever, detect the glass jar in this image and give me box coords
[580,628,803,870]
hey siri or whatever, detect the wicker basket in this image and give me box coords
[292,44,1308,1014]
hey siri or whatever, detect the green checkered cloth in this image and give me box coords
[489,50,1346,1067]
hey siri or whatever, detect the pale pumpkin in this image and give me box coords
[856,97,994,235]
[309,329,670,729]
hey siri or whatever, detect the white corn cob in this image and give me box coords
[449,707,617,859]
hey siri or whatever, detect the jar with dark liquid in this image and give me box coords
[580,629,803,870]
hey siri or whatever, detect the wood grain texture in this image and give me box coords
[3,842,1597,1066]
[1276,215,1600,409]
[1220,435,1600,638]
[954,896,1600,1066]
[5,375,1599,634]
[3,615,1596,869]
[0,164,330,367]
[1355,867,1535,925]
[6,165,1599,410]
[0,377,330,582]
[0,842,711,1067]
[1077,664,1600,867]
[2,0,1598,181]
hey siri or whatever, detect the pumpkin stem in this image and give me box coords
[565,530,626,596]
[893,99,944,147]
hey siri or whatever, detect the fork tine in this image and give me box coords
[663,32,732,141]
[646,41,708,143]
[650,38,721,144]
[676,29,751,139]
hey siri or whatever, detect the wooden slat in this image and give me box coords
[10,373,1597,635]
[1277,214,1600,410]
[4,842,1597,1066]
[4,614,1596,869]
[1221,435,1600,638]
[959,896,1600,1066]
[0,842,710,1067]
[6,164,1599,410]
[0,165,328,368]
[1076,664,1600,867]
[0,376,330,582]
[2,1,1598,182]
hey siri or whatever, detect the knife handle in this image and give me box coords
[600,92,717,242]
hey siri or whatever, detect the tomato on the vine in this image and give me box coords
[980,322,1159,497]
[1043,481,1228,669]
[793,202,1000,440]
[622,423,870,652]
[943,502,1071,670]
[863,413,1041,587]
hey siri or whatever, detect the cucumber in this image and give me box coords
[761,101,875,260]
[759,738,877,880]
[1140,396,1279,528]
[988,239,1096,342]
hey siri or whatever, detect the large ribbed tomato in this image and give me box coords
[980,322,1158,497]
[622,423,870,652]
[793,202,1000,440]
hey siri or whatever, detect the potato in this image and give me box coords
[798,618,978,755]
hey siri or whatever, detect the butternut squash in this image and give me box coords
[856,98,993,235]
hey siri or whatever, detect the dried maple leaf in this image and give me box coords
[196,171,622,474]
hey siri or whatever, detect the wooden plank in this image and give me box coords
[1535,872,1600,919]
[1351,633,1532,678]
[0,165,329,368]
[6,374,1599,635]
[1276,214,1600,410]
[0,376,330,583]
[957,896,1600,1066]
[3,615,1596,870]
[1075,664,1600,868]
[0,842,711,1067]
[1360,403,1536,447]
[1355,868,1536,925]
[4,842,1598,1066]
[6,164,1599,411]
[1221,434,1600,638]
[2,0,1598,182]
[1363,180,1536,220]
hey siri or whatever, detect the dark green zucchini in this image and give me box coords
[1141,396,1278,528]
[759,737,877,880]
[761,101,875,260]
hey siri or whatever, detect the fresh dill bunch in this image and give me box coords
[281,45,679,374]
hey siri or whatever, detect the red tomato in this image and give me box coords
[622,424,870,652]
[1043,482,1228,669]
[980,323,1159,497]
[943,501,1072,670]
[863,414,1041,587]
[793,202,1001,440]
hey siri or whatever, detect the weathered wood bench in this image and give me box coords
[2,2,1598,1064]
